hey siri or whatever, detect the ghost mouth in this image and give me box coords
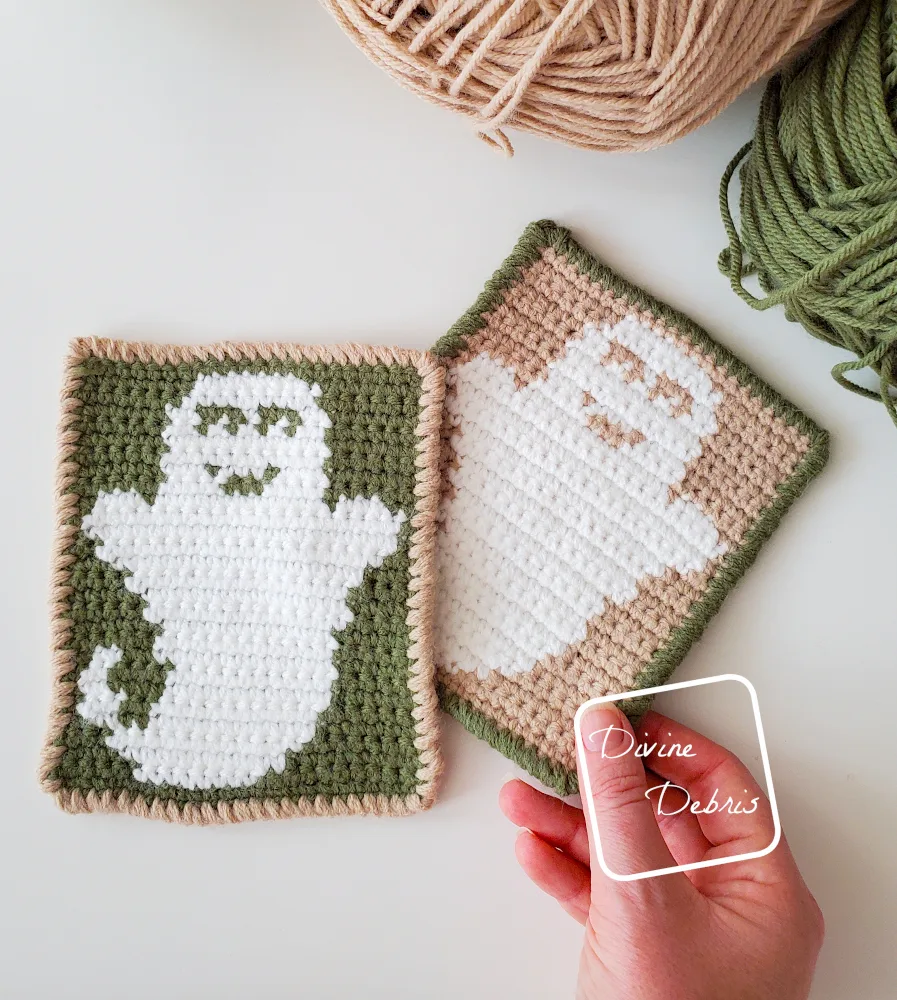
[204,463,281,496]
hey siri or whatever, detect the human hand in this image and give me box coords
[499,707,824,1000]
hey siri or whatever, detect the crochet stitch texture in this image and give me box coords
[434,221,829,794]
[42,340,444,822]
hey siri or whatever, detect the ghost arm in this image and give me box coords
[331,495,407,574]
[81,489,154,574]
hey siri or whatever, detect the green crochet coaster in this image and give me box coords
[433,221,828,795]
[41,339,444,822]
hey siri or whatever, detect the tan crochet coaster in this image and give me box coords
[41,339,444,822]
[434,221,828,794]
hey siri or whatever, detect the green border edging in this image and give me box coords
[441,688,580,796]
[435,220,830,796]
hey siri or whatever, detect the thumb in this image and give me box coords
[576,703,678,883]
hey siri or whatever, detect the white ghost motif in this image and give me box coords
[436,316,728,679]
[76,371,405,790]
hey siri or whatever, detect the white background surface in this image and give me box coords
[1,3,895,998]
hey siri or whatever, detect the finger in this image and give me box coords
[576,704,682,882]
[638,712,778,858]
[514,830,590,925]
[643,768,712,867]
[499,779,591,867]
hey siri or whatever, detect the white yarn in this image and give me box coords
[436,317,727,679]
[77,372,405,790]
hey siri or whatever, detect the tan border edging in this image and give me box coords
[39,337,445,823]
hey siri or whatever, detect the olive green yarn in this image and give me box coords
[440,688,580,796]
[217,465,281,497]
[51,357,425,804]
[196,404,249,436]
[719,0,897,428]
[256,404,303,437]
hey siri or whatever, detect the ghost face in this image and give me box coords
[565,317,721,499]
[159,371,332,505]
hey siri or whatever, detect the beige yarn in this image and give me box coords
[320,0,854,153]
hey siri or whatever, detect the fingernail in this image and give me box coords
[581,706,629,755]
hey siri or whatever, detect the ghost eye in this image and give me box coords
[647,373,694,417]
[601,341,646,384]
[586,411,645,448]
[196,405,248,436]
[256,405,303,437]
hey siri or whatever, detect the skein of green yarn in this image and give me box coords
[719,0,897,428]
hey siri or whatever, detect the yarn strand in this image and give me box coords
[719,0,897,428]
[322,0,852,153]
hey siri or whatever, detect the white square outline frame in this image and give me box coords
[574,673,781,882]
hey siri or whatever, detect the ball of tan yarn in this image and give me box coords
[321,0,855,154]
